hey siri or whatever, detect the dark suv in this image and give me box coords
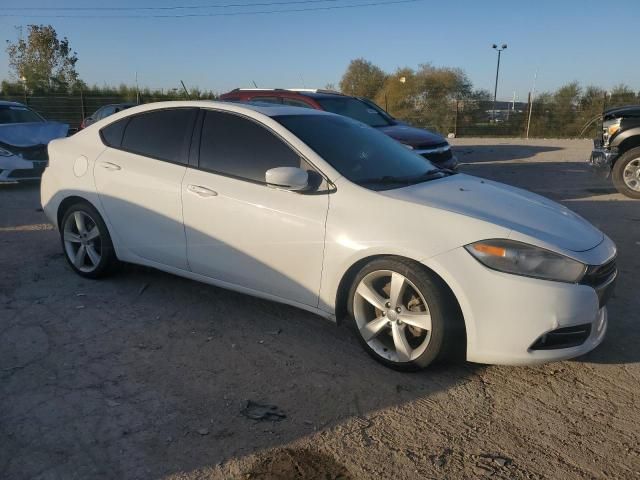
[590,105,640,198]
[219,89,458,170]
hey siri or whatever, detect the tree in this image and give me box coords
[609,84,637,107]
[339,58,386,99]
[6,25,80,93]
[374,64,475,134]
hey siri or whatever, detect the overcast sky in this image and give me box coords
[1,0,638,99]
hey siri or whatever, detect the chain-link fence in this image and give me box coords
[397,97,614,139]
[1,92,626,138]
[1,92,216,131]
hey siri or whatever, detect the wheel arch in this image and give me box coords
[57,195,96,230]
[612,131,640,161]
[335,254,466,330]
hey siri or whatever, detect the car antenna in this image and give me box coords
[180,80,191,100]
[252,80,258,88]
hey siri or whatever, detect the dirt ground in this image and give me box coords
[1,138,639,480]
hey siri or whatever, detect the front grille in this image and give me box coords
[582,258,616,287]
[530,324,592,350]
[420,147,453,164]
[581,257,617,308]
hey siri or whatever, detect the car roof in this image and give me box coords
[223,88,346,99]
[102,103,137,107]
[102,100,333,119]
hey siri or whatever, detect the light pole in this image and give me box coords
[491,43,507,122]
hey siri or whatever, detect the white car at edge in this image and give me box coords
[41,101,617,370]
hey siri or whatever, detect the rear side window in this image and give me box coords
[281,98,313,109]
[251,96,282,104]
[100,118,128,147]
[199,110,301,182]
[119,108,196,164]
[98,106,115,119]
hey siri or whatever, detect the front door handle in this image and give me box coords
[99,161,121,171]
[187,184,218,197]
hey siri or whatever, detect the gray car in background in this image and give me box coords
[80,103,136,129]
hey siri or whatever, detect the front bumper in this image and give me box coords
[0,154,47,182]
[589,139,617,176]
[428,241,616,366]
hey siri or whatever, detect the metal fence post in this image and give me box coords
[80,89,86,123]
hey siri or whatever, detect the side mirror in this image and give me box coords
[265,166,308,191]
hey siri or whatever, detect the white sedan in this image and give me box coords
[41,101,617,370]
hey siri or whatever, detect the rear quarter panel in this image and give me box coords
[41,130,106,230]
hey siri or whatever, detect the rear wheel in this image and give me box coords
[612,147,640,199]
[347,257,464,371]
[60,202,118,278]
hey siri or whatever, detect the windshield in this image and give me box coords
[275,114,440,187]
[314,97,392,127]
[0,105,44,124]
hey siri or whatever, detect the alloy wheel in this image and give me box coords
[63,211,102,273]
[353,270,432,363]
[623,158,640,192]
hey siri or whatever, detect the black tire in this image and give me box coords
[60,201,119,279]
[347,257,465,371]
[612,147,640,199]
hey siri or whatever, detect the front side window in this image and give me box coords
[275,114,440,188]
[314,97,392,127]
[199,110,301,182]
[119,108,196,164]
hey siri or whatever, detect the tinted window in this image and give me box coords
[99,106,115,119]
[281,98,313,109]
[101,118,129,147]
[199,110,301,182]
[121,108,196,164]
[275,114,437,185]
[251,96,282,104]
[315,97,391,127]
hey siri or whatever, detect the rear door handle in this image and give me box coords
[99,161,121,171]
[187,184,218,197]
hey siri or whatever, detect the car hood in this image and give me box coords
[376,123,445,148]
[603,105,640,121]
[380,174,603,252]
[0,121,69,148]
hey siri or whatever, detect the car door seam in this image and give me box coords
[316,191,331,309]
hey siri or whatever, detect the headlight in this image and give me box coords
[465,239,586,283]
[0,146,14,157]
[603,118,621,145]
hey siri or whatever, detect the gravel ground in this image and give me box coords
[1,138,639,479]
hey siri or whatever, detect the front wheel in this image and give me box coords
[612,147,640,199]
[60,201,118,278]
[347,257,464,371]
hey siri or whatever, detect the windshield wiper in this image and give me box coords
[356,175,410,185]
[356,169,454,187]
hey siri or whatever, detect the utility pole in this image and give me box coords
[491,44,507,123]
